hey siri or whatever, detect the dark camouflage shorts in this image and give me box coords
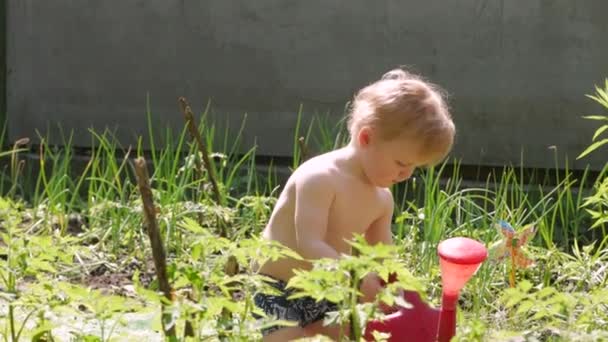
[253,275,338,336]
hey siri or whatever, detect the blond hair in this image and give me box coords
[347,68,455,165]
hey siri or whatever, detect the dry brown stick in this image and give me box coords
[297,136,310,163]
[178,97,223,206]
[179,97,228,239]
[9,138,30,198]
[178,105,204,183]
[178,98,207,229]
[133,157,176,339]
[177,98,235,336]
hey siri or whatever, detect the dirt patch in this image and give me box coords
[83,259,156,296]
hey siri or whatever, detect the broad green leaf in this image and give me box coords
[29,260,57,274]
[519,280,533,293]
[503,291,525,308]
[135,285,163,304]
[57,282,90,299]
[516,300,534,315]
[536,286,557,299]
[532,310,548,320]
[179,217,206,234]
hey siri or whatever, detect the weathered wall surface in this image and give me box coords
[7,1,608,169]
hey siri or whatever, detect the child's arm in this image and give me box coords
[294,172,341,260]
[361,189,396,305]
[295,174,340,259]
[365,189,394,246]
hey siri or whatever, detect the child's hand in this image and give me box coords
[359,272,383,303]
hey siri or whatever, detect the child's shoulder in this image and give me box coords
[290,150,341,185]
[377,187,394,209]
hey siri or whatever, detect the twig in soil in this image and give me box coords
[297,136,310,163]
[178,98,235,336]
[133,157,176,339]
[9,137,29,198]
[178,97,223,207]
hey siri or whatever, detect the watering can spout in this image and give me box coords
[437,237,488,342]
[364,237,487,342]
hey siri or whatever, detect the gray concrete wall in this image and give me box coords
[7,1,608,170]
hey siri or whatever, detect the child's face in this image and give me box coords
[358,128,425,188]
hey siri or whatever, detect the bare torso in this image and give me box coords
[257,148,391,281]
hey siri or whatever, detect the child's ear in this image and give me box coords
[358,127,371,147]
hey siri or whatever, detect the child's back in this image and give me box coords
[258,147,393,281]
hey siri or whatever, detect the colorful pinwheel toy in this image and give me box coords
[489,220,536,287]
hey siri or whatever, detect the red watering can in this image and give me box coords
[364,237,487,342]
